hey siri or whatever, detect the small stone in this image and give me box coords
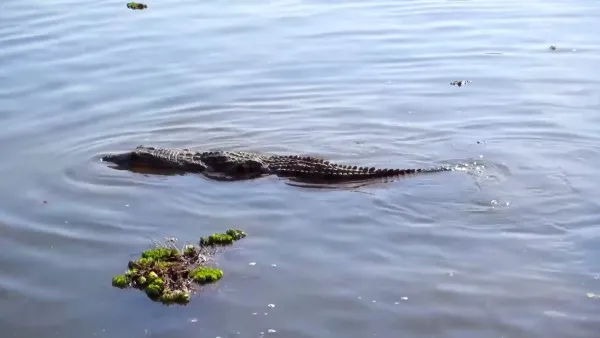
[267,303,275,308]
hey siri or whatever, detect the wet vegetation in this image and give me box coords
[127,2,147,10]
[111,229,246,305]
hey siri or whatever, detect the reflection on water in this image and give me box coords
[1,0,600,337]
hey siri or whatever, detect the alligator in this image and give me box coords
[101,145,454,183]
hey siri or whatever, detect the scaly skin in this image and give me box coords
[101,145,453,182]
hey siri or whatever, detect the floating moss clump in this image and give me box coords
[226,229,247,240]
[190,266,224,283]
[111,230,246,305]
[127,2,147,10]
[141,247,179,260]
[200,229,247,246]
[112,275,129,288]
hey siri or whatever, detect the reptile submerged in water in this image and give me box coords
[101,145,454,183]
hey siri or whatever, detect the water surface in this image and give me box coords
[1,0,600,337]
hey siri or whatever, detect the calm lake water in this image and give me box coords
[1,0,600,337]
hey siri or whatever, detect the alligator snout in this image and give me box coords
[101,152,132,167]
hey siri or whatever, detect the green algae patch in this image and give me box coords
[190,266,223,283]
[111,275,129,288]
[111,230,246,305]
[127,2,147,10]
[200,229,247,246]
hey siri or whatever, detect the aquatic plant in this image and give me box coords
[111,229,246,305]
[200,229,247,246]
[127,2,147,10]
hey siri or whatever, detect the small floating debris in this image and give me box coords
[111,229,246,305]
[547,45,577,52]
[450,80,471,87]
[127,2,147,10]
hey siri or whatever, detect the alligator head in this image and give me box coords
[101,145,208,172]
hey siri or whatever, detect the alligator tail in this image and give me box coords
[273,165,453,182]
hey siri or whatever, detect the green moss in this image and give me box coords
[173,291,190,304]
[200,233,233,246]
[144,283,162,298]
[124,269,137,277]
[111,230,246,305]
[127,2,147,10]
[141,247,179,261]
[189,266,223,284]
[200,229,247,246]
[129,258,173,271]
[226,229,247,240]
[111,275,129,288]
[147,271,159,281]
[128,258,149,269]
[161,290,190,305]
